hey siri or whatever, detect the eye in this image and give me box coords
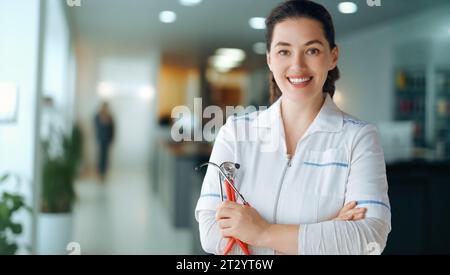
[306,48,320,55]
[278,50,290,56]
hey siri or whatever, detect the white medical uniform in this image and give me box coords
[195,94,391,255]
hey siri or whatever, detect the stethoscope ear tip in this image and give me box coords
[194,163,208,171]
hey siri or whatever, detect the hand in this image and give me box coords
[216,201,270,247]
[333,201,367,221]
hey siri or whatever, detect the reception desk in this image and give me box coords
[154,141,212,229]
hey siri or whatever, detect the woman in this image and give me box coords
[195,0,391,255]
[95,102,115,182]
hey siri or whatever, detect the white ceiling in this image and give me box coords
[67,0,448,68]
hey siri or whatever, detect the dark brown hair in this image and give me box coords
[266,0,340,103]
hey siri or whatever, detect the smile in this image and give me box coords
[287,76,313,88]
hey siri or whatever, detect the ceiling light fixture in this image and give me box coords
[209,48,246,73]
[249,17,266,30]
[215,48,246,62]
[179,0,202,6]
[338,2,358,14]
[159,11,177,23]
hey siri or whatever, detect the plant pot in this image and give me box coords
[37,212,73,255]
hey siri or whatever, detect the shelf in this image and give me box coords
[434,71,450,158]
[393,69,444,152]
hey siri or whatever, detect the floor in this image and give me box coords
[72,168,194,255]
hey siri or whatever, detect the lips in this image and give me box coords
[287,75,313,88]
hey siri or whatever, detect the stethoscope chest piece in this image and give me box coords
[195,161,247,204]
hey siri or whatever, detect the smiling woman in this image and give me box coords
[195,0,391,255]
[266,0,340,104]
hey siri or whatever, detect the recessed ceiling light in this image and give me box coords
[159,11,177,23]
[253,42,267,55]
[249,17,266,30]
[215,48,246,62]
[179,0,202,6]
[209,56,240,68]
[209,48,246,72]
[338,2,358,14]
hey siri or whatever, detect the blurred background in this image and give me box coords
[0,0,450,255]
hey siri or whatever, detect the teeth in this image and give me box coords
[288,77,312,84]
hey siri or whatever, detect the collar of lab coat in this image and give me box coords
[251,93,344,136]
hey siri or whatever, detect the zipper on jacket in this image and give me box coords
[272,154,292,224]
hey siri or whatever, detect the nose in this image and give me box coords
[290,52,307,71]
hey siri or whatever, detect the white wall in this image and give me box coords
[41,0,74,140]
[0,0,41,254]
[0,0,75,254]
[42,0,70,110]
[75,41,161,174]
[336,3,450,124]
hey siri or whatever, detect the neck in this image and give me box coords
[280,92,325,131]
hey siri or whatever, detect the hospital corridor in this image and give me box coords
[72,169,192,254]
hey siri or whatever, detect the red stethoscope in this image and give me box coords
[195,161,251,255]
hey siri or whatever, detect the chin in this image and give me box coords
[282,87,320,103]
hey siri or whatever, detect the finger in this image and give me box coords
[342,208,366,220]
[354,207,367,215]
[220,228,234,238]
[336,207,367,221]
[349,208,367,215]
[352,212,366,220]
[342,207,366,217]
[341,201,357,212]
[216,210,231,221]
[218,218,232,229]
[357,207,367,213]
[216,207,234,220]
[333,214,352,221]
[335,206,359,221]
[221,201,241,209]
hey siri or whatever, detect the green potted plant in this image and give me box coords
[0,173,31,255]
[38,124,83,254]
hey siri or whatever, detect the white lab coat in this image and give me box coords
[195,94,391,255]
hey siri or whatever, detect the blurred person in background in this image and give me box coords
[94,102,115,182]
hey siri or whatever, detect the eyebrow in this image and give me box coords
[274,40,324,47]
